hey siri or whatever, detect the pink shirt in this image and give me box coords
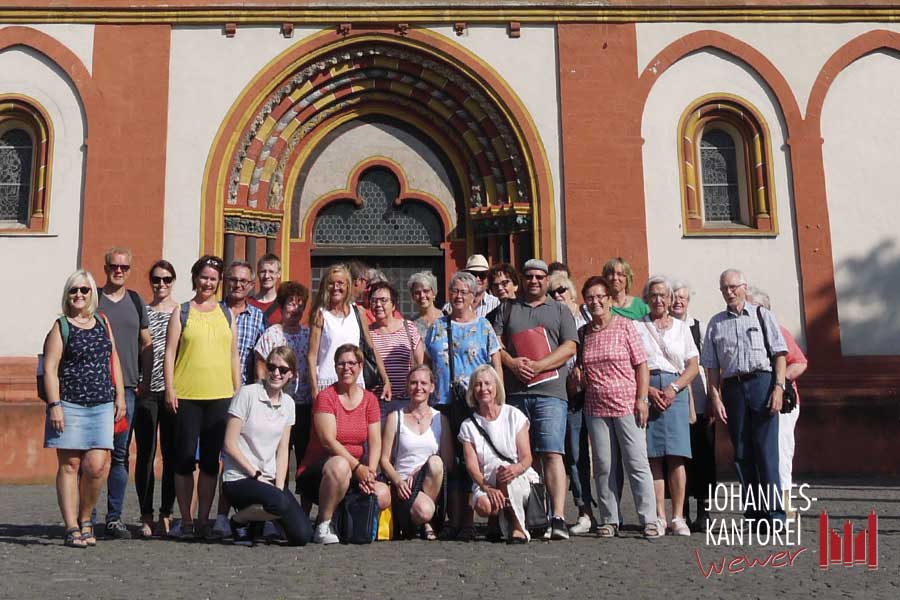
[298,385,380,475]
[582,317,647,418]
[780,326,807,405]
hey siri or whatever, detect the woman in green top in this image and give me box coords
[603,257,649,320]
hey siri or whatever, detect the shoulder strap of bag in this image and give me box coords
[57,315,70,347]
[127,289,143,322]
[391,409,401,463]
[403,319,414,370]
[179,302,191,328]
[467,414,515,464]
[641,316,683,372]
[351,302,367,349]
[576,323,587,369]
[757,306,774,361]
[219,301,233,327]
[689,319,702,353]
[263,302,278,321]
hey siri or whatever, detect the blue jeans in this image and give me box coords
[95,387,135,523]
[722,372,784,521]
[565,407,594,508]
[508,395,567,454]
[223,479,313,546]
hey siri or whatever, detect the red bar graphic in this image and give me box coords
[819,510,879,571]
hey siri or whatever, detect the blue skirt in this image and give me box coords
[44,401,114,450]
[646,372,692,459]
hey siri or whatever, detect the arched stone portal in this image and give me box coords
[202,30,554,295]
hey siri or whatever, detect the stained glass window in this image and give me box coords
[700,129,742,224]
[0,128,33,225]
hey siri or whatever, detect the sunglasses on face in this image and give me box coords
[68,286,91,295]
[266,363,291,376]
[524,274,546,281]
[151,276,174,285]
[467,271,487,280]
[550,287,568,296]
[107,264,131,272]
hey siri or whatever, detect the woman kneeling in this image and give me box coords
[296,344,391,544]
[380,365,453,540]
[459,365,539,544]
[222,346,312,546]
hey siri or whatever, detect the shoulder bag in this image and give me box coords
[352,304,382,390]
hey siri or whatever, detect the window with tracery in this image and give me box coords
[0,128,33,226]
[0,98,51,232]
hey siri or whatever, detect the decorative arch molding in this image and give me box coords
[0,26,98,136]
[806,29,900,126]
[302,156,453,243]
[201,27,556,267]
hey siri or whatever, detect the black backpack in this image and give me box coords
[333,488,379,544]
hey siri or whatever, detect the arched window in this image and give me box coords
[679,97,777,236]
[0,98,51,232]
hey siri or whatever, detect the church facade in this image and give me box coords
[1,1,898,480]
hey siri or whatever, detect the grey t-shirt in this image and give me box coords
[498,298,578,399]
[99,290,149,388]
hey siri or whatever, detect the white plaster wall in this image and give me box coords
[0,47,87,355]
[822,50,900,355]
[427,24,563,258]
[640,50,804,342]
[636,23,900,117]
[296,120,457,231]
[0,24,94,74]
[164,25,322,301]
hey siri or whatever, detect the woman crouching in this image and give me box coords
[459,365,539,544]
[380,365,453,540]
[222,346,313,546]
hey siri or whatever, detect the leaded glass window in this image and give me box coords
[0,128,33,225]
[313,168,443,246]
[700,129,741,224]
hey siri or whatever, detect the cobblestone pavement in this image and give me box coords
[0,479,896,599]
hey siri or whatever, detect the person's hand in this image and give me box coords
[394,477,413,500]
[634,400,649,428]
[662,383,678,404]
[709,397,728,424]
[484,485,507,513]
[510,357,535,383]
[381,382,392,402]
[165,390,178,414]
[647,387,666,412]
[49,405,64,433]
[768,386,783,415]
[496,464,519,485]
[114,398,126,422]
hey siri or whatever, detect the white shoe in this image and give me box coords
[168,519,183,539]
[314,520,340,545]
[671,517,691,536]
[210,514,231,539]
[569,515,593,535]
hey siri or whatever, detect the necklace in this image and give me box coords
[409,408,430,425]
[70,314,92,325]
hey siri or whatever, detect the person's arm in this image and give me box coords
[108,328,126,421]
[633,361,649,428]
[223,414,259,479]
[137,327,153,397]
[379,411,405,490]
[358,418,381,494]
[254,352,268,382]
[496,422,533,485]
[769,354,786,414]
[662,356,699,404]
[360,306,391,400]
[163,307,182,413]
[706,367,727,424]
[43,321,65,432]
[274,422,292,489]
[307,311,322,393]
[230,317,241,391]
[531,339,577,374]
[786,361,808,381]
[462,439,505,513]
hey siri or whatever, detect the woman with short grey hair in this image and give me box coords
[408,271,442,339]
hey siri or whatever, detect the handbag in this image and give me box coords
[756,306,797,414]
[467,415,550,535]
[445,315,473,433]
[352,305,382,390]
[334,487,379,544]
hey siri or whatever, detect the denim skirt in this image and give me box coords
[44,401,114,450]
[646,372,691,459]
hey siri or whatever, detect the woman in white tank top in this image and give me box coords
[380,365,453,540]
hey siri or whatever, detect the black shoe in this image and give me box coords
[230,519,253,547]
[105,519,132,540]
[550,517,570,540]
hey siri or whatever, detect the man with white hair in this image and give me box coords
[700,269,787,524]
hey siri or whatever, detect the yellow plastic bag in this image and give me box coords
[376,506,393,541]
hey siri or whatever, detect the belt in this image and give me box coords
[648,369,677,376]
[725,370,767,384]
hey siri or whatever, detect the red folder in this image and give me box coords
[508,326,559,387]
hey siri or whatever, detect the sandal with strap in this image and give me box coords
[65,527,87,549]
[596,523,618,538]
[79,521,97,546]
[643,521,665,539]
[420,524,437,541]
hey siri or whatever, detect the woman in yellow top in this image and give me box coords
[164,255,240,539]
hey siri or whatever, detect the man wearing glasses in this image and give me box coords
[700,268,787,525]
[98,246,152,539]
[443,254,499,318]
[225,261,267,385]
[497,258,578,540]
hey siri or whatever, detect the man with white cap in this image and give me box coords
[443,254,499,318]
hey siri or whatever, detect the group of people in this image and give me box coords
[41,248,806,548]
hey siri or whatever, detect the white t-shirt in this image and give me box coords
[458,404,536,485]
[222,383,295,482]
[635,316,699,374]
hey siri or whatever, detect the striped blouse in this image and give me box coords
[369,320,421,401]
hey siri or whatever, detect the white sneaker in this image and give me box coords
[314,520,340,545]
[168,519,183,539]
[209,514,231,539]
[568,515,593,535]
[671,517,691,536]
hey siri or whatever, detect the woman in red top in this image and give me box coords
[296,343,391,544]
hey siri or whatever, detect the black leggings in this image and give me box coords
[223,478,313,546]
[291,404,313,477]
[133,392,177,517]
[174,398,230,476]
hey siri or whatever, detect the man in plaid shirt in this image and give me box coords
[225,261,266,385]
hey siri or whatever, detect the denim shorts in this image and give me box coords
[508,395,567,454]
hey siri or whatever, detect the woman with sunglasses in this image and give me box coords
[43,270,126,547]
[222,346,313,546]
[132,260,179,537]
[297,344,391,544]
[164,255,241,539]
[548,272,596,535]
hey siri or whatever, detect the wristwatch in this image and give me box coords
[638,396,649,405]
[46,401,61,410]
[775,381,787,391]
[670,383,681,393]
[252,470,262,480]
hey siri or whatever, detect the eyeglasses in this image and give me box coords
[266,363,291,376]
[151,276,174,285]
[524,274,546,281]
[336,360,359,369]
[467,271,487,280]
[491,279,512,289]
[720,284,746,293]
[226,277,252,287]
[648,293,669,300]
[550,287,568,296]
[584,293,610,303]
[370,297,391,305]
[68,286,91,295]
[107,264,131,272]
[449,288,472,297]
